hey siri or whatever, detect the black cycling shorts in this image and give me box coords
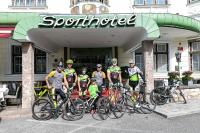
[129,81,139,91]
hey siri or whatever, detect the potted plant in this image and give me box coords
[182,71,193,86]
[168,71,180,85]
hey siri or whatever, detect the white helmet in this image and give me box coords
[129,59,134,64]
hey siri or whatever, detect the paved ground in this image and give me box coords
[155,99,200,118]
[1,100,200,133]
[1,112,200,133]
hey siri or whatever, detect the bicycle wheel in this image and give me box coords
[97,97,110,120]
[32,99,52,120]
[112,97,126,119]
[63,98,85,121]
[150,88,167,105]
[171,89,187,104]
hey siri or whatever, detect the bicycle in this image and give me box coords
[97,83,125,120]
[150,80,187,105]
[32,86,85,121]
[120,83,156,114]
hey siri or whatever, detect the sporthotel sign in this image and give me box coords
[39,15,136,28]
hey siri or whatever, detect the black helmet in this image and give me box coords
[57,61,63,68]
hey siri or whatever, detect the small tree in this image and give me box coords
[168,71,180,80]
[182,71,193,85]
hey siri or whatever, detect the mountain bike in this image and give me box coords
[150,80,187,105]
[32,86,85,121]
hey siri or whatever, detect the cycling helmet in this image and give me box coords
[96,64,102,68]
[66,59,73,64]
[129,59,134,64]
[57,62,63,68]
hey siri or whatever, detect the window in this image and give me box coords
[146,0,154,5]
[156,0,166,4]
[12,46,46,74]
[82,4,96,14]
[12,46,22,74]
[192,54,200,71]
[12,0,46,7]
[188,0,200,4]
[15,0,25,6]
[157,43,166,52]
[99,6,109,13]
[71,6,79,14]
[135,54,144,70]
[71,0,109,6]
[135,0,144,5]
[134,44,168,73]
[154,43,168,72]
[192,42,200,51]
[26,0,35,6]
[37,0,46,6]
[35,49,47,74]
[157,54,167,72]
[190,41,200,71]
[134,0,168,5]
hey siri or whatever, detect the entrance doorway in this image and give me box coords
[70,48,112,75]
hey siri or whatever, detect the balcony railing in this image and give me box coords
[188,0,200,4]
[71,0,109,6]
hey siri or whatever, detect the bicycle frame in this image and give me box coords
[109,83,122,104]
[34,86,48,99]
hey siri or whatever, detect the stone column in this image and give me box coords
[22,43,34,109]
[142,40,154,93]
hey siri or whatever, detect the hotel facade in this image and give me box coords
[0,0,200,108]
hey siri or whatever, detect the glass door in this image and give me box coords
[70,48,112,76]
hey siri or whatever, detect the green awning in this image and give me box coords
[0,12,200,41]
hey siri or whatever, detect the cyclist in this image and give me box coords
[78,67,90,98]
[64,59,78,88]
[128,59,145,100]
[92,64,106,96]
[107,58,122,103]
[45,64,69,106]
[88,78,99,110]
[107,58,123,88]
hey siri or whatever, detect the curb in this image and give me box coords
[154,109,200,118]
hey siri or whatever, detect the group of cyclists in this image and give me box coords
[45,57,145,107]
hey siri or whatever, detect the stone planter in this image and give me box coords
[182,80,193,86]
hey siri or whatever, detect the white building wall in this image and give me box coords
[187,1,200,20]
[168,0,189,15]
[118,47,132,67]
[109,0,132,13]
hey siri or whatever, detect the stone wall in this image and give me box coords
[173,88,200,102]
[182,88,200,100]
